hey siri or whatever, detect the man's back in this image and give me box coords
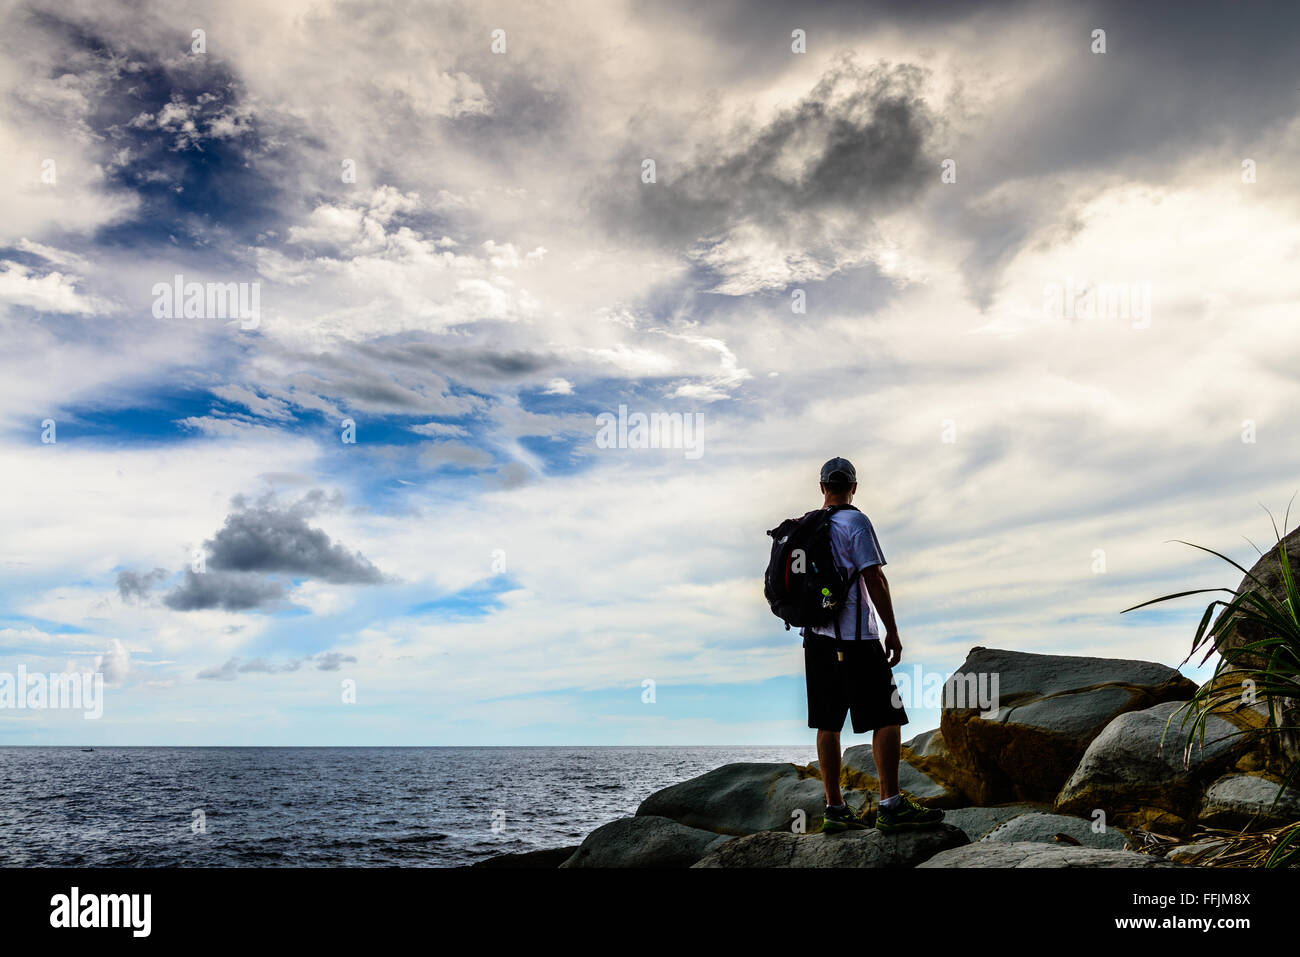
[802,507,886,641]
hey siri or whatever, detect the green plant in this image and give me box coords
[1123,509,1300,867]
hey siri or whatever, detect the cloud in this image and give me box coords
[314,652,357,671]
[127,92,254,151]
[201,493,386,585]
[91,638,130,685]
[238,657,302,674]
[197,658,239,681]
[0,260,108,314]
[116,568,169,603]
[159,492,385,611]
[418,441,495,471]
[197,651,356,680]
[601,58,941,293]
[163,569,287,612]
[408,421,471,438]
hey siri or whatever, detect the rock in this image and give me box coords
[1165,840,1231,864]
[636,762,863,836]
[905,727,951,761]
[1215,529,1300,771]
[919,842,1181,868]
[558,816,732,868]
[1198,773,1300,830]
[1056,700,1254,833]
[691,823,969,868]
[470,845,580,868]
[941,647,1197,805]
[942,804,1046,842]
[981,811,1130,850]
[1220,526,1300,671]
[835,731,964,808]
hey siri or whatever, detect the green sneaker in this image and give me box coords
[874,793,945,831]
[820,803,872,833]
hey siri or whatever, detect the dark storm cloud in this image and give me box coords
[914,0,1300,307]
[163,569,287,612]
[161,492,386,611]
[201,495,386,585]
[966,0,1300,183]
[116,567,168,602]
[602,58,941,248]
[624,0,1300,308]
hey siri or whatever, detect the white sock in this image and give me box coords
[880,794,902,810]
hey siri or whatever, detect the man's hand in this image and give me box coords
[883,630,902,667]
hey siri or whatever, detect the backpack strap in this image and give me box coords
[856,567,863,643]
[835,569,865,659]
[824,504,855,660]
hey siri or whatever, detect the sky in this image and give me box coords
[2,0,1299,746]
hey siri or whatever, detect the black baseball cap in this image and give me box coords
[820,456,857,484]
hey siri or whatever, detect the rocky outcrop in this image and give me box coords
[940,648,1197,805]
[636,762,865,835]
[691,823,968,868]
[483,646,1298,868]
[559,816,732,868]
[1055,700,1257,832]
[919,842,1182,868]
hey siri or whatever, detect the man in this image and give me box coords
[804,456,944,833]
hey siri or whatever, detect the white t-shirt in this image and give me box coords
[801,507,887,642]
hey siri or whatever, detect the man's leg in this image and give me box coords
[872,723,901,800]
[816,730,844,806]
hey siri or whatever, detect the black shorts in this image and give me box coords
[803,635,909,734]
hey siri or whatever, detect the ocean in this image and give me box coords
[0,746,817,867]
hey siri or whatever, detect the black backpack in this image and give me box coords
[764,505,857,633]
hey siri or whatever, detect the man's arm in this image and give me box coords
[860,564,901,666]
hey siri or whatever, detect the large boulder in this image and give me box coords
[691,823,969,868]
[981,811,1130,850]
[1055,700,1256,833]
[1197,773,1300,830]
[942,804,1046,842]
[919,842,1181,868]
[1219,526,1300,670]
[941,647,1197,804]
[636,762,863,836]
[559,816,732,868]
